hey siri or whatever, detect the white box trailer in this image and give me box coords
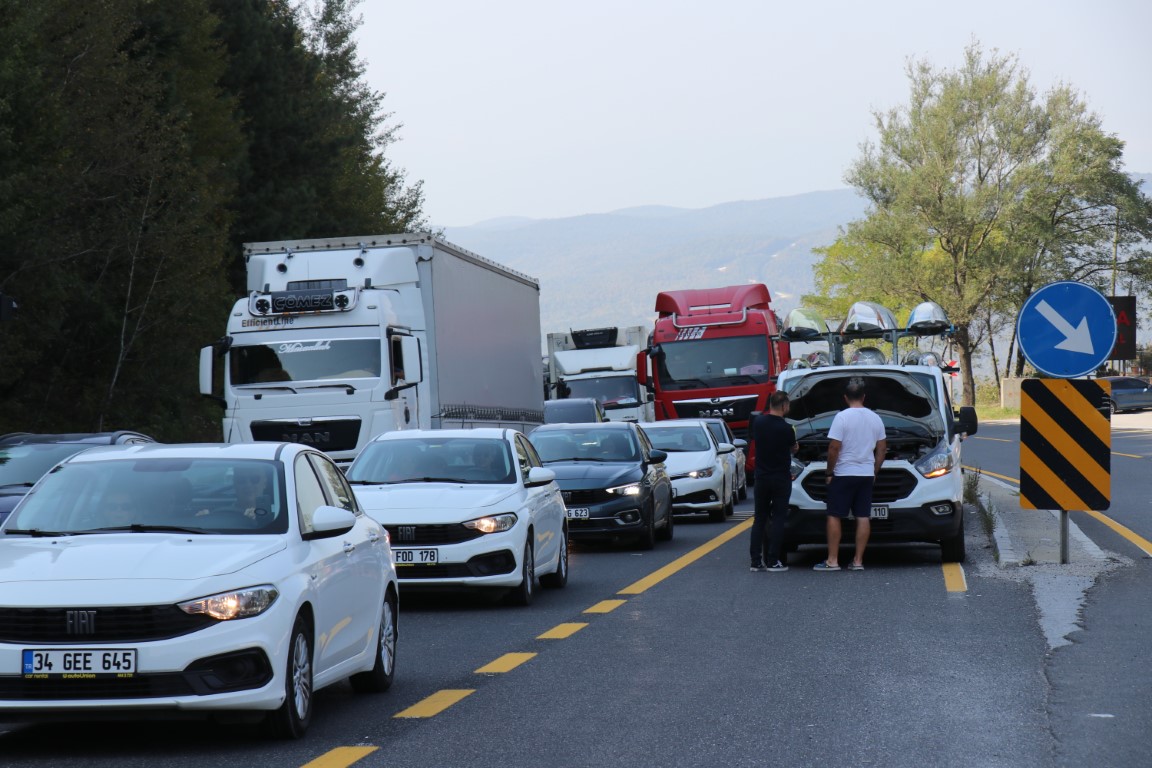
[545,325,652,422]
[200,233,544,465]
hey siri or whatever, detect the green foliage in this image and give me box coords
[813,42,1152,405]
[0,0,423,439]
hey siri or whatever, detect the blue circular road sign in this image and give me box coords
[1017,281,1116,378]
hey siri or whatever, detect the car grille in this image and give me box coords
[384,524,484,546]
[0,674,196,700]
[250,418,361,451]
[801,468,918,503]
[562,489,611,505]
[0,607,216,644]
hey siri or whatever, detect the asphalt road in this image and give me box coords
[3,414,1149,766]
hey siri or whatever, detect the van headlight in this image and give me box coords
[790,458,806,481]
[607,482,642,496]
[463,513,518,534]
[914,443,954,479]
[179,586,279,621]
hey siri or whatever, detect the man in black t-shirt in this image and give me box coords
[749,390,798,572]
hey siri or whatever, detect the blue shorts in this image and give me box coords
[826,475,874,519]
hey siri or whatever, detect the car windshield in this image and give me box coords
[644,427,712,453]
[562,376,641,409]
[348,438,515,485]
[529,428,639,463]
[3,459,287,535]
[0,444,92,486]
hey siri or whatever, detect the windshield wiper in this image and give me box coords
[82,524,207,534]
[3,528,72,537]
[299,383,356,394]
[237,385,298,394]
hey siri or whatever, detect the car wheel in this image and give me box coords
[656,500,674,541]
[1107,399,1117,416]
[508,540,536,606]
[634,503,656,550]
[738,477,748,502]
[350,591,397,693]
[540,528,569,588]
[941,517,966,563]
[267,614,313,739]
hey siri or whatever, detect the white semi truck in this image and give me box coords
[200,233,544,466]
[545,326,653,422]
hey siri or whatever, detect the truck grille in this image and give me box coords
[0,606,216,644]
[801,468,918,503]
[670,397,758,423]
[250,418,361,451]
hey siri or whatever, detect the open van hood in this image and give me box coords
[784,368,943,431]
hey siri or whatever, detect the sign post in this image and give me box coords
[1016,282,1115,563]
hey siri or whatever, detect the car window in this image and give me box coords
[636,426,656,459]
[512,436,532,482]
[308,453,358,513]
[295,455,329,534]
[519,435,545,468]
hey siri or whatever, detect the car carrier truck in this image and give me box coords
[200,233,544,466]
[545,326,652,422]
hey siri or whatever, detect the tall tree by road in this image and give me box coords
[814,43,1151,404]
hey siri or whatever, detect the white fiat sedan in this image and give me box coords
[0,443,398,738]
[641,422,736,522]
[347,429,568,605]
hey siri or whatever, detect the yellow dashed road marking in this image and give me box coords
[301,747,378,768]
[584,599,627,614]
[475,653,536,674]
[538,622,588,639]
[394,689,475,718]
[618,518,754,595]
[942,562,967,592]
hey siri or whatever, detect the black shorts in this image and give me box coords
[826,475,874,519]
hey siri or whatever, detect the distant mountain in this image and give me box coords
[443,189,869,342]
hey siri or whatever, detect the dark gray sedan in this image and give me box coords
[1100,376,1152,414]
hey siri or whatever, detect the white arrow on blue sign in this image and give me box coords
[1017,281,1117,378]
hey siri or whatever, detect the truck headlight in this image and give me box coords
[463,513,518,534]
[914,443,954,479]
[607,482,642,496]
[179,586,279,621]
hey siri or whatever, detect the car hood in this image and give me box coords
[0,536,287,605]
[784,368,942,429]
[659,451,715,475]
[354,484,521,523]
[543,462,642,490]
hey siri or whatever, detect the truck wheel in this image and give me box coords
[941,518,966,563]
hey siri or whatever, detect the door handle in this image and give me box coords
[343,542,356,554]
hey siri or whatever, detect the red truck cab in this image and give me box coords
[637,284,790,474]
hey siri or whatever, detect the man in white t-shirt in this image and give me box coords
[813,378,887,572]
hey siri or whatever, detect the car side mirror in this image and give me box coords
[526,466,556,487]
[303,505,357,540]
[733,439,748,450]
[648,449,668,464]
[717,442,735,455]
[955,406,978,437]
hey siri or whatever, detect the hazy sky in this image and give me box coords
[357,0,1152,228]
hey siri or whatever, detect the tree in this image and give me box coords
[815,42,1152,404]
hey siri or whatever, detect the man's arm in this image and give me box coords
[826,439,841,482]
[873,439,887,475]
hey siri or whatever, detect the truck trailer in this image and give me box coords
[637,284,790,474]
[545,326,652,422]
[200,233,544,465]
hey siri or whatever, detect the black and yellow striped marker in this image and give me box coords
[1020,379,1110,511]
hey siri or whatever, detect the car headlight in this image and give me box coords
[607,482,642,496]
[463,513,518,534]
[687,467,714,479]
[914,443,954,479]
[179,586,279,621]
[790,458,805,481]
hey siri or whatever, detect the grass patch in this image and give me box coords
[975,405,1020,421]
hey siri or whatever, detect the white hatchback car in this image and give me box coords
[347,429,568,605]
[0,442,398,738]
[641,422,736,522]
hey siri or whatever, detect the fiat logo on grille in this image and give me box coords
[397,526,416,542]
[66,610,97,635]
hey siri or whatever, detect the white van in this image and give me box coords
[777,363,977,562]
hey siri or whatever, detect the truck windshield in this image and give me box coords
[562,375,640,409]
[657,337,770,389]
[230,339,381,385]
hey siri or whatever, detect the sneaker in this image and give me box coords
[750,561,768,572]
[812,561,841,571]
[766,561,789,573]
